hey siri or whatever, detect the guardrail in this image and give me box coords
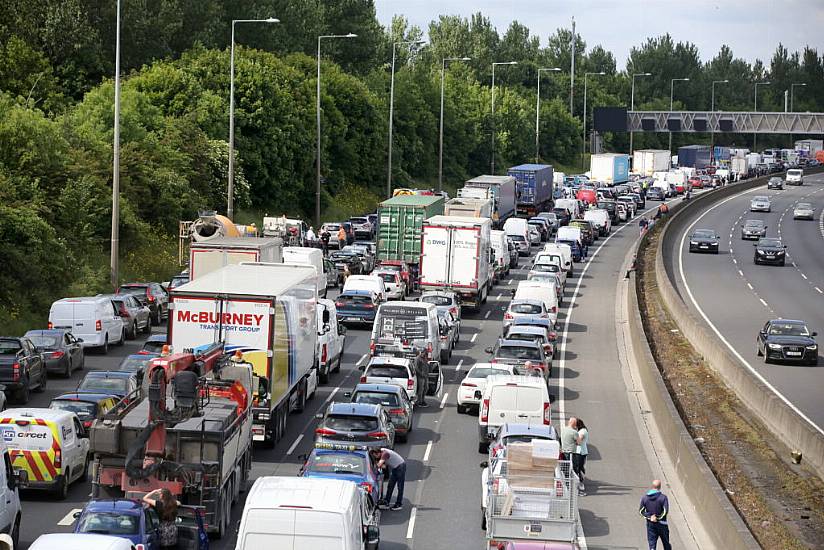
[651,167,824,481]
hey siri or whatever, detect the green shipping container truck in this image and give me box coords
[377,195,445,264]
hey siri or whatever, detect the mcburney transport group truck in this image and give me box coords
[168,262,318,447]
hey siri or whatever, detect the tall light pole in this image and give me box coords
[753,81,770,152]
[387,39,425,197]
[668,77,690,153]
[491,61,518,174]
[710,80,728,161]
[439,56,471,192]
[316,33,357,227]
[228,17,279,221]
[569,16,576,114]
[581,71,605,169]
[790,82,806,112]
[110,0,122,289]
[535,67,561,162]
[629,72,651,158]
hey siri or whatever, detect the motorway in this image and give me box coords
[668,172,824,433]
[16,202,689,550]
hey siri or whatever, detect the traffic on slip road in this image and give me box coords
[1,147,819,550]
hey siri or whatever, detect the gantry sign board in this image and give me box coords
[593,107,824,134]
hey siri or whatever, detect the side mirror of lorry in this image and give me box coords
[322,309,330,325]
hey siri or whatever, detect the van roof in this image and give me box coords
[30,533,135,550]
[245,476,358,512]
[486,374,549,388]
[378,300,435,312]
[173,263,316,297]
[53,296,114,305]
[2,407,76,422]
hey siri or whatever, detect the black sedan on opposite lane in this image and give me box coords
[688,229,720,253]
[767,177,784,190]
[757,319,818,365]
[753,238,787,266]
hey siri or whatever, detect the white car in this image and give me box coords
[793,202,815,220]
[374,269,407,300]
[750,195,771,212]
[527,225,542,245]
[456,363,517,414]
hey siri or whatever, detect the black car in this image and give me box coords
[552,207,571,226]
[767,177,783,190]
[328,250,363,275]
[753,238,786,266]
[646,187,665,201]
[0,337,47,403]
[596,200,617,221]
[24,329,85,377]
[741,219,767,240]
[688,229,720,254]
[757,319,818,365]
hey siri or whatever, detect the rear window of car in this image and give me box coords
[366,365,409,379]
[377,273,398,283]
[118,286,147,295]
[497,345,541,360]
[510,303,543,314]
[50,400,97,420]
[339,294,373,305]
[510,235,526,242]
[79,376,128,393]
[353,391,401,407]
[325,415,379,432]
[506,333,542,343]
[117,357,151,372]
[421,295,452,306]
[26,334,60,349]
[77,511,139,535]
[307,452,367,475]
[350,218,369,224]
[0,340,21,354]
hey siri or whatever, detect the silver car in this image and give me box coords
[741,219,767,240]
[503,298,548,331]
[420,290,462,326]
[109,294,151,339]
[750,195,771,212]
[793,202,815,220]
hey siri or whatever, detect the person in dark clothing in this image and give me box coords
[143,488,179,550]
[639,479,671,550]
[320,229,331,255]
[372,448,406,511]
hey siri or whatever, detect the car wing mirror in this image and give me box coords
[484,347,493,354]
[343,391,352,398]
[812,331,818,337]
[314,413,324,420]
[479,461,489,469]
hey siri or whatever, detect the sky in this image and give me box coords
[374,0,824,67]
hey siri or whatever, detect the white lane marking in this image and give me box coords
[496,293,503,301]
[508,279,514,285]
[440,392,449,409]
[801,273,808,280]
[406,506,417,538]
[58,509,82,526]
[286,434,304,455]
[322,387,339,406]
[455,358,464,371]
[747,282,753,290]
[816,287,823,294]
[737,270,744,277]
[484,310,491,319]
[759,298,769,308]
[471,333,478,343]
[732,258,737,264]
[678,186,824,438]
[356,353,368,366]
[422,440,433,462]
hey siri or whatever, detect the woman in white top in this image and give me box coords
[573,418,589,493]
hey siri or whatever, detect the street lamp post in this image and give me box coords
[439,56,471,192]
[228,17,279,221]
[581,71,605,170]
[753,81,771,151]
[790,82,806,112]
[710,79,728,160]
[110,0,122,288]
[668,77,690,153]
[387,39,425,198]
[316,33,357,227]
[629,72,651,158]
[491,61,518,174]
[535,67,561,163]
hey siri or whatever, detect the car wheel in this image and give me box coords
[34,370,46,392]
[779,260,785,266]
[763,351,770,364]
[64,357,72,378]
[481,510,487,530]
[79,455,90,482]
[756,343,762,356]
[457,404,466,414]
[143,319,152,334]
[116,328,126,346]
[11,517,19,550]
[129,321,137,339]
[101,336,109,354]
[15,379,30,405]
[152,309,161,326]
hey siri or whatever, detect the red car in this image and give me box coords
[688,176,703,189]
[575,187,597,205]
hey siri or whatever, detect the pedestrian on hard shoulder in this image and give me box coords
[639,217,649,237]
[143,488,179,550]
[640,479,672,550]
[573,418,589,493]
[372,448,406,511]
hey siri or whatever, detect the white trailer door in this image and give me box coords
[420,226,451,285]
[449,227,480,288]
[170,296,272,354]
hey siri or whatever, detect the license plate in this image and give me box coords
[700,245,708,248]
[786,351,801,356]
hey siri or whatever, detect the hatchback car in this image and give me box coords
[767,177,783,190]
[77,371,140,401]
[420,291,461,324]
[757,319,818,365]
[793,202,815,220]
[328,249,364,275]
[116,283,168,325]
[485,339,549,378]
[348,383,413,442]
[753,238,786,266]
[688,229,720,253]
[503,299,549,331]
[437,309,460,363]
[504,325,556,362]
[314,402,395,450]
[740,219,767,240]
[336,290,380,325]
[300,446,384,501]
[50,392,118,430]
[373,269,406,300]
[110,294,152,339]
[750,195,771,212]
[349,216,374,239]
[456,363,518,414]
[25,329,85,376]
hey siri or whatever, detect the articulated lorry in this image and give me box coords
[507,164,554,217]
[463,175,517,227]
[444,197,494,218]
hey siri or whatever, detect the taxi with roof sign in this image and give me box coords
[300,444,385,501]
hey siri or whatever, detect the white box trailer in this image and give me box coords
[632,149,671,176]
[464,175,517,227]
[189,237,282,280]
[420,216,492,309]
[170,262,317,447]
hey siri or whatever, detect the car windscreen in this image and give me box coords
[377,306,429,339]
[497,345,541,360]
[77,512,140,535]
[510,302,543,314]
[143,342,166,353]
[796,203,812,209]
[744,220,763,227]
[532,263,559,272]
[353,391,401,407]
[366,364,409,378]
[376,273,397,283]
[693,230,715,238]
[768,323,810,336]
[26,334,60,349]
[758,239,782,247]
[170,276,189,288]
[329,252,356,261]
[79,376,128,394]
[752,196,768,202]
[421,295,452,306]
[510,235,526,242]
[50,400,97,419]
[307,452,367,475]
[0,340,21,355]
[325,415,379,432]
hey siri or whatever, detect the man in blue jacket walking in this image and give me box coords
[639,479,671,550]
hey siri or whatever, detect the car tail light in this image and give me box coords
[136,545,146,550]
[147,290,155,303]
[314,428,337,436]
[426,342,432,358]
[481,399,489,423]
[54,449,62,469]
[95,319,102,331]
[363,304,375,309]
[335,301,345,308]
[388,408,405,415]
[543,402,550,425]
[47,322,54,329]
[369,342,376,355]
[504,312,513,320]
[12,363,20,382]
[360,376,367,383]
[50,351,65,359]
[407,378,414,390]
[551,306,557,314]
[461,382,477,387]
[360,482,373,494]
[450,307,458,315]
[83,420,92,429]
[549,331,557,340]
[367,431,388,439]
[321,344,328,364]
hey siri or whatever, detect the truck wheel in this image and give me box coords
[11,516,19,549]
[80,455,90,482]
[217,486,230,538]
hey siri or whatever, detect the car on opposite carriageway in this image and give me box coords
[688,229,720,253]
[767,177,784,190]
[753,237,787,266]
[756,319,818,365]
[750,195,772,212]
[793,202,815,220]
[741,219,768,240]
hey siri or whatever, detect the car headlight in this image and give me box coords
[757,250,765,255]
[768,343,782,350]
[806,345,818,350]
[776,250,785,255]
[690,241,698,245]
[257,413,270,421]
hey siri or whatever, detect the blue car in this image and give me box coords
[300,445,384,502]
[141,333,167,354]
[77,370,140,402]
[556,238,583,262]
[74,498,209,550]
[335,290,380,325]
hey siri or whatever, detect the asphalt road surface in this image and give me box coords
[15,201,688,550]
[669,172,824,434]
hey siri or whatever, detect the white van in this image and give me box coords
[478,375,551,452]
[0,440,23,549]
[0,408,89,498]
[235,477,380,550]
[556,226,583,247]
[317,298,346,384]
[534,252,567,287]
[283,247,327,298]
[490,230,510,281]
[542,243,573,275]
[503,218,529,242]
[29,534,135,550]
[514,281,559,326]
[554,198,580,219]
[343,275,387,303]
[583,209,611,236]
[370,301,442,364]
[48,296,125,352]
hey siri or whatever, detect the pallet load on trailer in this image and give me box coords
[507,164,554,217]
[167,262,318,448]
[90,343,254,538]
[463,175,517,228]
[419,216,492,310]
[189,237,283,281]
[376,194,445,291]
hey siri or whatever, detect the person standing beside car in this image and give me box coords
[372,448,407,511]
[573,418,589,494]
[142,488,178,550]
